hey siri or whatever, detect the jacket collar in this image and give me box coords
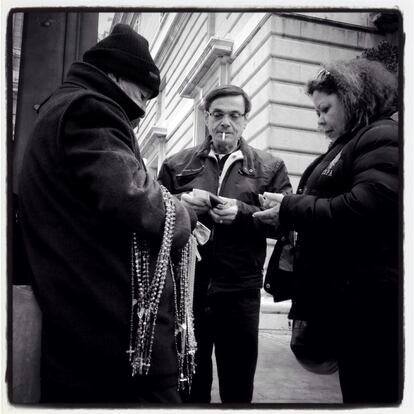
[329,114,396,151]
[195,136,257,176]
[62,61,145,121]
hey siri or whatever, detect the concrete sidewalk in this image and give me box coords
[210,296,343,404]
[11,287,342,405]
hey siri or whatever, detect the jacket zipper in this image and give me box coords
[209,155,220,243]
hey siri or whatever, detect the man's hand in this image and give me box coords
[210,197,238,225]
[181,192,210,215]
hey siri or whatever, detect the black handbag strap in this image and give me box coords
[264,235,294,302]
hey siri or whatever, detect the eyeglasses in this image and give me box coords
[316,68,332,81]
[207,111,246,121]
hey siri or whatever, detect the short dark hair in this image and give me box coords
[306,58,397,129]
[203,85,252,114]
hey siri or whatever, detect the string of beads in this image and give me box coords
[127,185,197,389]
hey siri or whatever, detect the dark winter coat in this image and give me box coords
[18,62,194,390]
[158,136,292,296]
[279,117,399,319]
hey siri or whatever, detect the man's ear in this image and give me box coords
[240,113,249,132]
[204,111,210,126]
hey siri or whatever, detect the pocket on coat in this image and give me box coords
[175,166,205,187]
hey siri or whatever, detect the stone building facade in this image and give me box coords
[111,11,400,191]
[108,10,400,268]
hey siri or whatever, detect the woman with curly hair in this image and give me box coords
[254,58,401,404]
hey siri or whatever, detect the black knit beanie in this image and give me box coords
[83,24,160,98]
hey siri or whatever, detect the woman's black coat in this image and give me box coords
[280,117,399,319]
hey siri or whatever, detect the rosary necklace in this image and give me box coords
[127,185,197,389]
[172,236,197,390]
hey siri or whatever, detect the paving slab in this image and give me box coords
[210,296,343,405]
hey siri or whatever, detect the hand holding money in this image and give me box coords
[258,192,284,209]
[181,189,225,215]
[210,196,238,225]
[252,192,285,226]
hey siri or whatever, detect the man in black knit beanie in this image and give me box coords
[18,24,196,404]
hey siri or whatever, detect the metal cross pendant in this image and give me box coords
[126,348,135,356]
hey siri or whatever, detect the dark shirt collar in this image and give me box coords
[196,136,257,176]
[212,139,241,158]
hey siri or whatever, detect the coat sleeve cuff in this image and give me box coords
[279,194,295,228]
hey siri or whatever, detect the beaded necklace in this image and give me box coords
[127,185,197,389]
[172,235,197,390]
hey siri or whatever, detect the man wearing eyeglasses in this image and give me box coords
[158,85,292,403]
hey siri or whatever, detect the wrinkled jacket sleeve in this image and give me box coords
[61,95,193,250]
[280,123,398,232]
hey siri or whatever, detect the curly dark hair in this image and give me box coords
[306,58,397,130]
